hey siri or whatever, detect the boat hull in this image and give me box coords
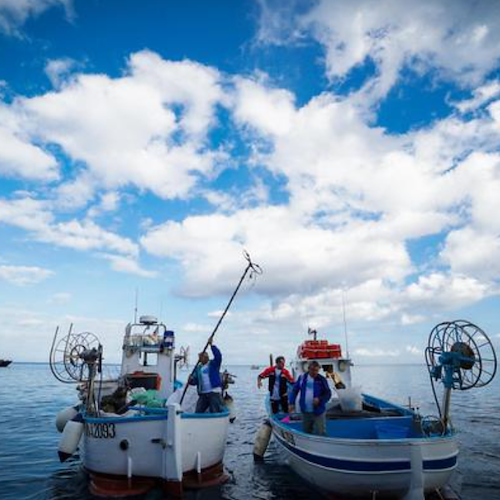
[82,411,229,480]
[271,418,458,499]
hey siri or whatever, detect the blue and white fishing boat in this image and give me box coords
[256,320,497,499]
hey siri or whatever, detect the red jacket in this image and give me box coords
[258,366,294,398]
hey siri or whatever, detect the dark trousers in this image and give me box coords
[302,412,326,435]
[196,392,225,413]
[271,395,289,414]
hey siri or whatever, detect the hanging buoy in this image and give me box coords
[253,419,272,461]
[55,405,79,433]
[224,394,236,423]
[58,413,84,462]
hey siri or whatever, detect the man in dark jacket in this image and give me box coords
[257,356,294,413]
[289,361,332,435]
[188,340,225,413]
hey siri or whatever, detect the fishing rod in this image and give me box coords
[180,250,262,405]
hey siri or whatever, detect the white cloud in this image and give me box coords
[141,205,411,297]
[442,228,500,281]
[44,57,78,87]
[258,0,500,99]
[0,103,59,181]
[454,80,500,113]
[354,347,400,358]
[87,191,121,218]
[439,152,500,281]
[99,253,156,278]
[182,322,210,333]
[142,76,500,305]
[406,345,420,356]
[48,291,72,304]
[18,50,224,201]
[0,0,72,36]
[405,272,495,310]
[0,196,140,262]
[233,76,296,136]
[0,264,52,285]
[401,313,425,326]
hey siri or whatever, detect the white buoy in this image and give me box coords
[55,405,79,433]
[58,415,84,462]
[253,419,272,461]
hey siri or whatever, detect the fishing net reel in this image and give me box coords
[49,325,103,383]
[424,320,497,431]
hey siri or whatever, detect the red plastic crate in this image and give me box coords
[315,350,330,358]
[327,349,342,358]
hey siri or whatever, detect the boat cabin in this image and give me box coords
[120,315,176,399]
[290,339,353,388]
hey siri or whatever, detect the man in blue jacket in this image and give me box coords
[289,361,332,435]
[188,339,225,413]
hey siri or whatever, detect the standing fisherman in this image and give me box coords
[289,361,332,435]
[189,339,225,413]
[179,251,262,408]
[257,356,294,414]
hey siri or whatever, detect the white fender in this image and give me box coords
[253,420,272,461]
[58,415,84,462]
[55,405,79,433]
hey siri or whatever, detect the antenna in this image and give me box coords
[134,287,139,323]
[341,288,350,358]
[159,297,164,323]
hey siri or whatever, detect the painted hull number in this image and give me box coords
[85,423,116,439]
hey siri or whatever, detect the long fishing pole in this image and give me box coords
[180,250,262,405]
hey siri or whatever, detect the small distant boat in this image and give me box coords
[0,359,12,367]
[251,365,260,370]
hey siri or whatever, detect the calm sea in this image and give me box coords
[0,363,498,499]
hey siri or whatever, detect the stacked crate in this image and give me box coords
[297,340,342,359]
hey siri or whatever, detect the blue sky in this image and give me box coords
[1,0,500,364]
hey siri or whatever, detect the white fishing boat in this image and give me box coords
[255,320,497,499]
[50,316,230,497]
[50,252,262,497]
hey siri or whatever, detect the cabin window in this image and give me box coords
[140,352,158,367]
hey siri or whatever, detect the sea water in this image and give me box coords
[0,363,498,499]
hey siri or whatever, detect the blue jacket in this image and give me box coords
[189,345,222,393]
[289,373,332,415]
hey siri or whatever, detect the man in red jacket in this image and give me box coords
[257,356,295,414]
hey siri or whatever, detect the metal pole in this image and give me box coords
[134,288,139,323]
[179,252,261,405]
[441,387,452,430]
[342,289,350,358]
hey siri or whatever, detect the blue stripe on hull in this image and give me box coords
[275,434,457,473]
[423,455,457,470]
